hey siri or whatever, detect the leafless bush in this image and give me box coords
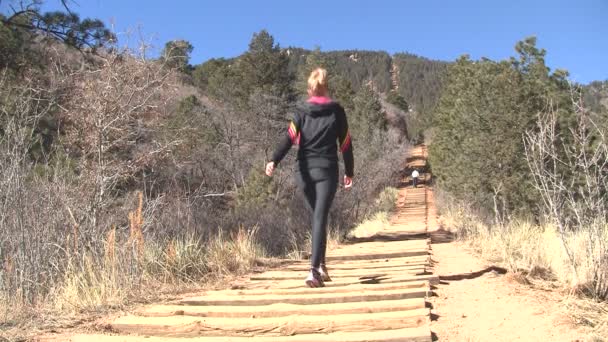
[57,47,177,232]
[524,92,608,299]
[0,68,65,307]
[0,40,182,315]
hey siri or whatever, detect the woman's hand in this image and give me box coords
[265,162,275,177]
[344,175,353,189]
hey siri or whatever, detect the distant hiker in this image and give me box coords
[266,68,354,288]
[412,169,420,188]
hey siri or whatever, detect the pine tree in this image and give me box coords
[161,40,194,73]
[237,30,294,105]
[350,84,387,141]
[429,37,572,219]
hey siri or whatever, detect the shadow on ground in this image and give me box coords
[439,266,507,282]
[430,228,455,244]
[344,232,428,244]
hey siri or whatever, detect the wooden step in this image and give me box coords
[137,297,426,318]
[273,262,429,272]
[250,266,426,280]
[111,309,430,337]
[65,326,431,341]
[284,255,430,267]
[326,250,429,261]
[202,280,429,297]
[179,286,428,306]
[244,274,439,290]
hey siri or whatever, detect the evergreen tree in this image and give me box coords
[296,47,334,94]
[386,90,409,112]
[350,84,387,141]
[1,3,115,51]
[236,30,294,106]
[429,37,572,219]
[161,40,194,73]
[192,58,229,92]
[332,75,356,112]
[1,2,115,68]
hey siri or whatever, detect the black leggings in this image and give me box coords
[296,167,338,269]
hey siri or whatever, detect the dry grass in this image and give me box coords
[565,298,608,340]
[438,199,608,337]
[206,227,266,277]
[348,187,399,239]
[0,196,266,340]
[348,212,391,239]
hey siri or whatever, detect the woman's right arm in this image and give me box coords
[267,114,301,176]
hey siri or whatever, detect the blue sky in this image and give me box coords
[11,1,608,83]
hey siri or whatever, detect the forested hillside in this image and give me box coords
[281,48,447,114]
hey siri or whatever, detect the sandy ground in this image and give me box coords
[429,236,588,341]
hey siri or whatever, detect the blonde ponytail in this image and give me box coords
[307,68,328,96]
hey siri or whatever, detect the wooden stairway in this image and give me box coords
[62,145,435,342]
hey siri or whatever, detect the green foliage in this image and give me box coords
[429,37,573,219]
[236,30,294,105]
[161,40,194,73]
[295,46,335,93]
[583,80,608,114]
[0,19,28,69]
[1,7,114,51]
[165,95,222,154]
[192,58,229,92]
[350,85,387,140]
[1,2,115,69]
[286,48,447,117]
[386,90,409,112]
[200,30,294,110]
[294,47,357,110]
[205,61,242,103]
[326,50,393,93]
[236,169,276,208]
[37,11,115,49]
[393,53,447,116]
[332,75,356,112]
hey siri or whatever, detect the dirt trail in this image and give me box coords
[43,145,433,341]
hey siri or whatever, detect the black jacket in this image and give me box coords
[271,98,354,177]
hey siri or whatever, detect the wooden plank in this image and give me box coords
[244,274,439,290]
[137,297,426,318]
[326,250,429,261]
[111,309,430,337]
[282,259,429,271]
[179,286,428,306]
[182,281,428,297]
[329,243,429,253]
[284,255,430,267]
[250,266,426,280]
[64,326,431,342]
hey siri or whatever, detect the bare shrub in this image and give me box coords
[0,41,185,318]
[523,92,608,299]
[0,68,65,308]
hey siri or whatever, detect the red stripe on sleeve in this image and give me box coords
[340,133,351,153]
